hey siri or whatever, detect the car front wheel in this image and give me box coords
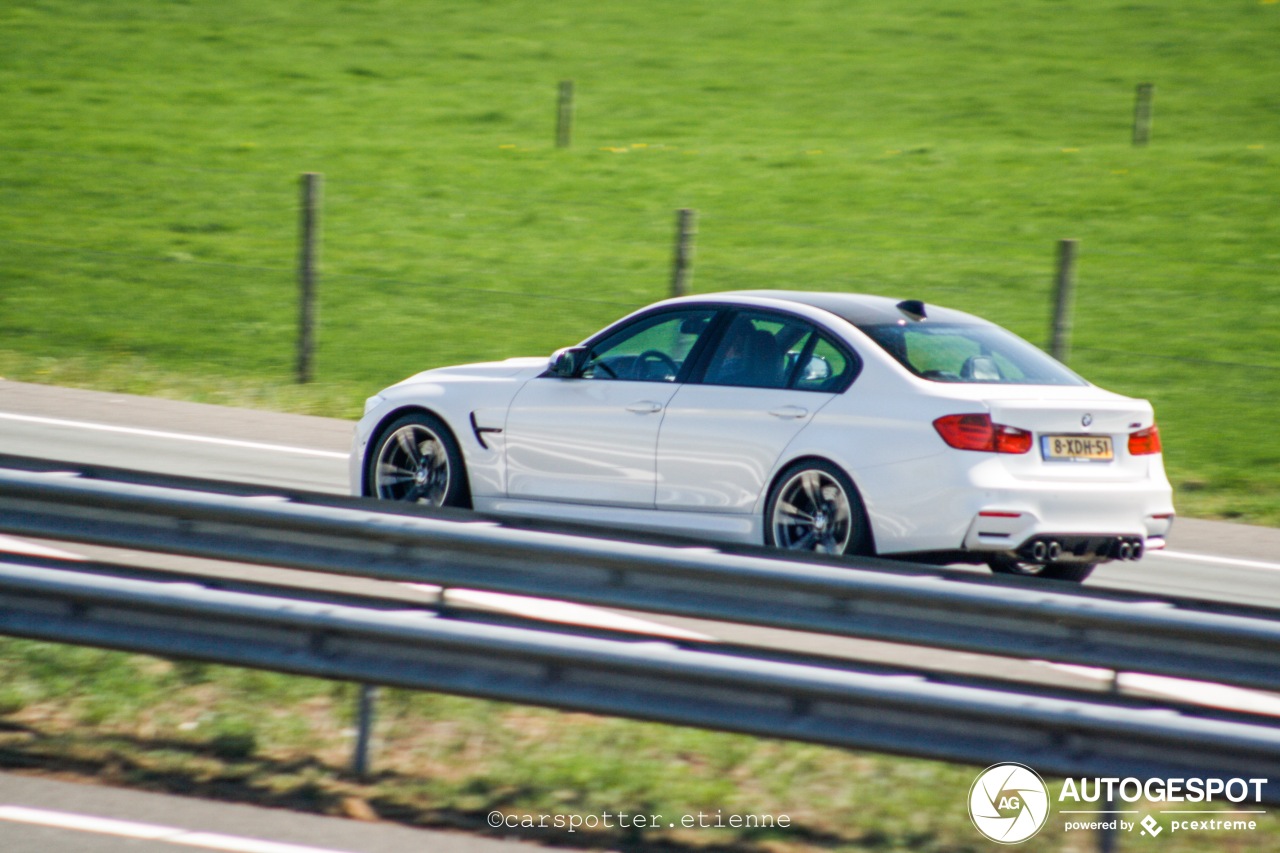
[366,412,470,508]
[764,460,871,556]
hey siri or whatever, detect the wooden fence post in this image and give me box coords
[1133,83,1155,147]
[296,172,322,384]
[557,80,575,148]
[1049,238,1078,364]
[670,208,697,298]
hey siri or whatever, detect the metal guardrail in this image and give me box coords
[3,465,1280,694]
[2,548,1255,717]
[1,558,1278,799]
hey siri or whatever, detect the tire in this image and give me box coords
[987,555,1096,583]
[365,412,471,509]
[764,460,872,556]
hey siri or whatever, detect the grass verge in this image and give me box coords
[1,638,1277,852]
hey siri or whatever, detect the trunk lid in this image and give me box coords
[982,393,1157,481]
[986,396,1154,435]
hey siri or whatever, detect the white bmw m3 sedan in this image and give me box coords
[351,291,1174,581]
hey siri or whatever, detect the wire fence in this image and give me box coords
[2,146,1277,389]
[6,144,1277,266]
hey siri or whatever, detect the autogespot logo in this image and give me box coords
[969,763,1051,844]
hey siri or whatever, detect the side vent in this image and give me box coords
[469,412,504,450]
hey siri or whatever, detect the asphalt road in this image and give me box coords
[0,771,541,853]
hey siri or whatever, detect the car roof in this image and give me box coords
[712,290,988,327]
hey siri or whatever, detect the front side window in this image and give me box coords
[582,309,716,382]
[859,322,1087,386]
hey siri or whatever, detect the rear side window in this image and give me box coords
[701,310,859,392]
[794,335,853,392]
[859,322,1087,386]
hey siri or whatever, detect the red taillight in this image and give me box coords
[1128,424,1162,456]
[933,414,1032,454]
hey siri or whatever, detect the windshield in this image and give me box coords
[858,322,1087,386]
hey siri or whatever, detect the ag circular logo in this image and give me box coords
[969,763,1050,844]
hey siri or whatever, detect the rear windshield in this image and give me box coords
[858,322,1087,386]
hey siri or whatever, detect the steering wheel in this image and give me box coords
[634,349,679,381]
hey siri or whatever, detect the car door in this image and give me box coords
[504,307,719,507]
[656,310,858,513]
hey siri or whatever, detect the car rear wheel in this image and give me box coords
[987,555,1096,582]
[367,412,470,508]
[765,460,871,556]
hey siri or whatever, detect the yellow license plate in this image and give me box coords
[1042,434,1114,461]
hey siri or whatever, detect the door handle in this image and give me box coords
[626,401,663,414]
[769,405,809,419]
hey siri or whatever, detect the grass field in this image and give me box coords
[3,637,1278,853]
[0,0,1277,522]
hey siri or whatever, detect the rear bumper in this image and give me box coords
[855,448,1175,558]
[961,500,1174,562]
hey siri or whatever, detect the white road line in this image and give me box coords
[399,583,715,641]
[1149,549,1280,573]
[0,534,85,561]
[1119,672,1280,717]
[1037,663,1280,717]
[448,588,716,641]
[0,412,349,460]
[0,805,358,853]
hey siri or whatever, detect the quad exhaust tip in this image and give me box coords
[1112,537,1144,561]
[1021,536,1143,564]
[1030,540,1062,562]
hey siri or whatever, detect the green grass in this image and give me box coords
[2,637,1277,852]
[1,0,1278,521]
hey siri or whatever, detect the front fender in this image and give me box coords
[351,370,538,499]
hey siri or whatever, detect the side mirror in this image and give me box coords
[549,346,587,378]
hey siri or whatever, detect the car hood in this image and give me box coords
[392,357,549,388]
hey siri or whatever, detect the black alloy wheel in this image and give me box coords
[765,460,871,556]
[367,412,470,508]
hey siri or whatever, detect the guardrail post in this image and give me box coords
[352,683,378,777]
[1097,795,1119,853]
